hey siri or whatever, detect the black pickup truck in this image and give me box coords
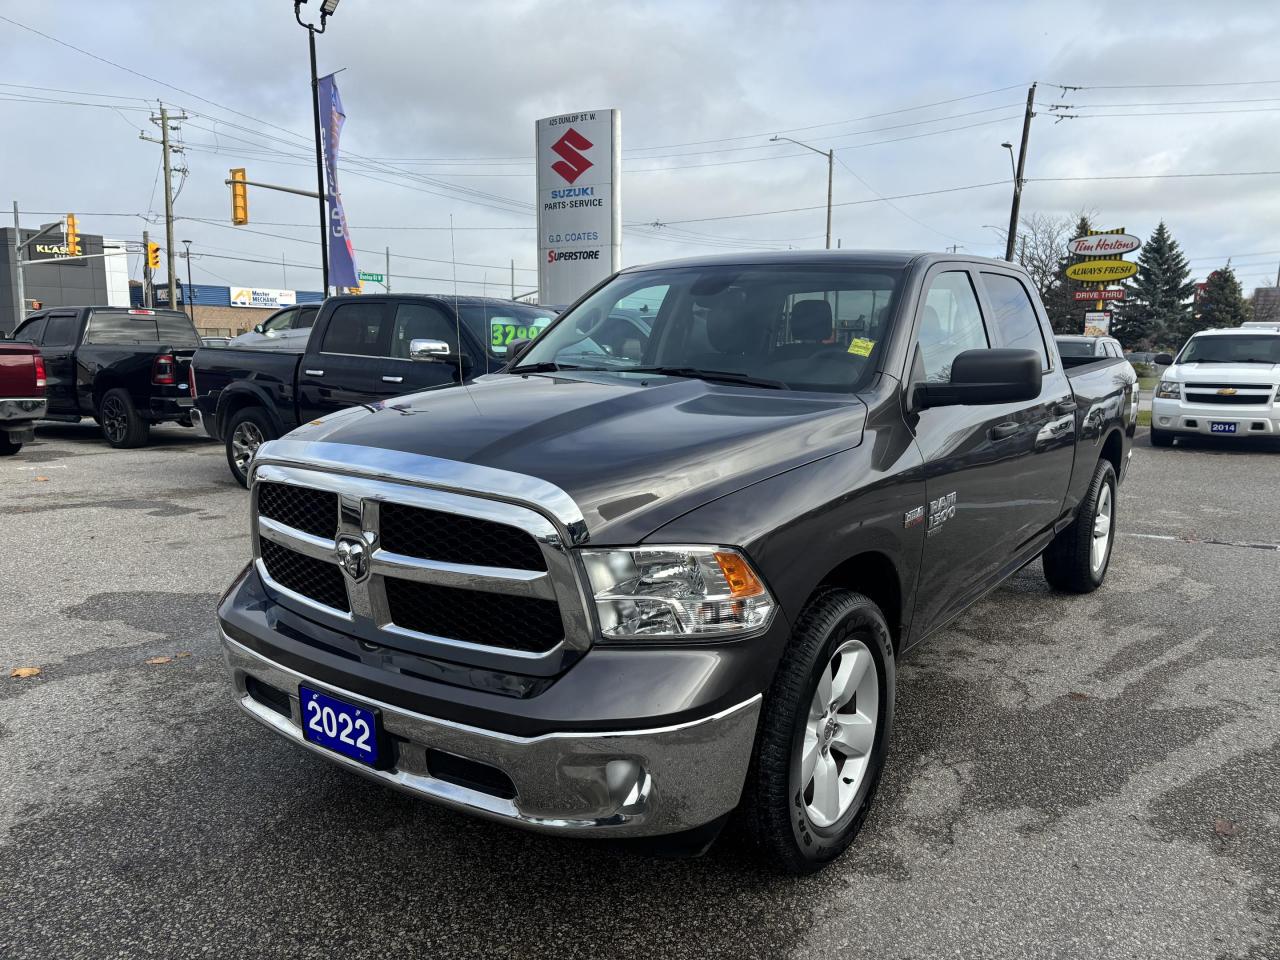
[216,251,1136,873]
[11,306,200,447]
[192,294,556,485]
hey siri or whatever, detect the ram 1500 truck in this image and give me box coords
[1151,326,1280,445]
[192,295,556,485]
[217,251,1136,873]
[0,339,47,455]
[11,306,199,448]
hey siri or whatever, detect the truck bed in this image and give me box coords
[191,346,303,441]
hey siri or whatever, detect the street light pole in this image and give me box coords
[182,240,195,324]
[770,135,834,249]
[295,0,338,295]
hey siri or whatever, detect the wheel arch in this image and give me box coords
[1100,427,1124,481]
[809,551,905,652]
[216,385,285,439]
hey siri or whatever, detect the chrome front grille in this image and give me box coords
[249,461,592,663]
[1184,383,1275,406]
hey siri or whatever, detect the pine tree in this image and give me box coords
[1112,222,1194,349]
[1191,265,1253,337]
[1042,215,1093,334]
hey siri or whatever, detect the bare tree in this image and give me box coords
[990,212,1075,300]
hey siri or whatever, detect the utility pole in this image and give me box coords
[386,246,391,292]
[510,259,515,299]
[770,136,834,249]
[11,202,24,330]
[141,105,188,308]
[1004,82,1037,262]
[142,228,152,307]
[294,1,336,294]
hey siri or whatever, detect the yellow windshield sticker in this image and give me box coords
[847,338,875,357]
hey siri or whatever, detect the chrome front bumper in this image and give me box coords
[222,632,761,837]
[0,397,46,422]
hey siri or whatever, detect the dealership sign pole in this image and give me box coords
[535,109,621,305]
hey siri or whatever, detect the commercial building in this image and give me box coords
[0,226,131,335]
[129,283,324,336]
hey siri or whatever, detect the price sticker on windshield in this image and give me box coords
[847,337,875,357]
[490,316,552,354]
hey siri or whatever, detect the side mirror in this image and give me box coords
[914,349,1042,409]
[408,338,453,362]
[506,338,533,363]
[252,323,265,334]
[1154,352,1174,366]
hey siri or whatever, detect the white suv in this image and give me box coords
[1151,328,1280,446]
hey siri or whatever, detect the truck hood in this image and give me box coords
[286,371,867,542]
[1168,362,1280,384]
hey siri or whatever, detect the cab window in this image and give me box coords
[982,272,1051,371]
[918,271,989,383]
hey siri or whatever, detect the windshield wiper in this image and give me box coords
[622,366,790,390]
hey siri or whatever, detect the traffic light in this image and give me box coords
[230,167,249,225]
[147,242,161,271]
[65,214,81,256]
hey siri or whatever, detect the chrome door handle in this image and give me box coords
[382,376,403,384]
[304,369,324,377]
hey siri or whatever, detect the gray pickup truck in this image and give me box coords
[216,251,1136,873]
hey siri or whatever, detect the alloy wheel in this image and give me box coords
[801,637,879,828]
[1091,482,1113,574]
[231,421,265,474]
[101,396,128,445]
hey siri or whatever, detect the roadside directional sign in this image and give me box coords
[358,271,384,283]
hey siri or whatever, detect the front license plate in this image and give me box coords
[300,686,379,766]
[1210,421,1237,434]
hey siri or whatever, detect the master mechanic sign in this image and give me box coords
[535,109,621,305]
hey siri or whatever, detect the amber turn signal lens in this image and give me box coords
[714,551,765,598]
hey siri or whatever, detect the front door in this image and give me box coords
[38,311,83,415]
[366,300,471,402]
[907,266,1046,636]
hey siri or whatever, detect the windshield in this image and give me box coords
[1056,339,1096,357]
[516,263,903,393]
[1179,334,1280,364]
[457,303,557,358]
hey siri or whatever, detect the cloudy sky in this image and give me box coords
[2,0,1279,297]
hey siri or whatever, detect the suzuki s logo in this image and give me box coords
[336,536,369,582]
[1216,388,1238,396]
[550,128,593,184]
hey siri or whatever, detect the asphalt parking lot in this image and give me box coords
[1,424,1278,960]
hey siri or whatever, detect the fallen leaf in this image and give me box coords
[9,666,41,679]
[145,656,173,666]
[1068,691,1089,701]
[1214,818,1239,838]
[175,652,193,659]
[34,476,49,483]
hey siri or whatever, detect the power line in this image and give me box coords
[833,155,975,244]
[1029,171,1280,182]
[1051,78,1280,91]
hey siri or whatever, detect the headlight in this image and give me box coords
[1155,380,1181,399]
[581,546,775,640]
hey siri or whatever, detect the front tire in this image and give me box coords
[1043,458,1117,593]
[0,435,21,456]
[1150,428,1174,448]
[98,388,150,448]
[741,589,895,874]
[224,406,276,487]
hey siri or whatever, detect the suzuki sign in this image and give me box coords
[536,109,621,305]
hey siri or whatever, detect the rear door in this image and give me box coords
[38,311,84,414]
[296,300,392,421]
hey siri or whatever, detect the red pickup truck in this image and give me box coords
[0,340,47,455]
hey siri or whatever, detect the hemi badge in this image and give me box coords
[904,505,925,529]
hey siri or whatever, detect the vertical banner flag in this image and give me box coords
[318,72,358,289]
[536,109,621,305]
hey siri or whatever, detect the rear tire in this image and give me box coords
[1150,428,1174,448]
[1043,458,1116,593]
[98,388,150,448]
[225,406,276,488]
[0,435,21,456]
[740,589,895,874]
